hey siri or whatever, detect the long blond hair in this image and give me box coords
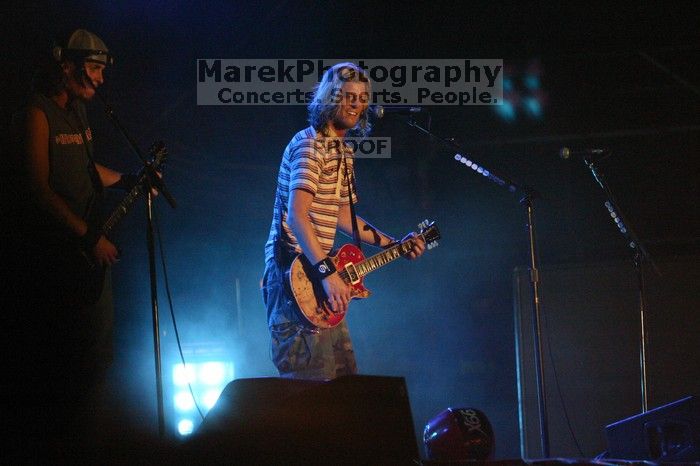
[307,62,372,137]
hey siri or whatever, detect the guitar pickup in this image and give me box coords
[343,262,361,285]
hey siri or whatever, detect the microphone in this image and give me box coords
[372,105,424,119]
[559,147,608,160]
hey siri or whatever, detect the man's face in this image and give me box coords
[331,80,370,131]
[63,61,106,100]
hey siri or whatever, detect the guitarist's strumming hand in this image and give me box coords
[401,232,426,260]
[94,236,119,266]
[322,272,352,314]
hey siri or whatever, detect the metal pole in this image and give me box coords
[636,253,649,412]
[147,191,165,436]
[523,196,550,457]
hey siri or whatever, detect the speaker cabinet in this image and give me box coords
[188,375,420,464]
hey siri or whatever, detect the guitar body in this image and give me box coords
[285,220,440,330]
[287,243,371,329]
[68,248,106,308]
[41,234,105,309]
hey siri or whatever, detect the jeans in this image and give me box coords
[261,261,357,380]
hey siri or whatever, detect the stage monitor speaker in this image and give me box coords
[605,395,699,461]
[187,375,420,464]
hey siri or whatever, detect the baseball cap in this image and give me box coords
[63,29,113,65]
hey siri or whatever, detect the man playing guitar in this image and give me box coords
[8,29,148,449]
[263,62,426,381]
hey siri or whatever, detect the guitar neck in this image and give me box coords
[353,235,423,278]
[102,173,148,235]
[99,143,166,237]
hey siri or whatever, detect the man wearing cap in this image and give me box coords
[9,29,134,446]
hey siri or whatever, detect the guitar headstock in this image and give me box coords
[418,219,441,250]
[148,140,168,169]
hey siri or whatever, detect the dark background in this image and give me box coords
[3,1,699,458]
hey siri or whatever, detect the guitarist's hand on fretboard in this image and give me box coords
[147,169,163,197]
[401,232,426,260]
[94,235,119,266]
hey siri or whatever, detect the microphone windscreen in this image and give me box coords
[372,105,385,119]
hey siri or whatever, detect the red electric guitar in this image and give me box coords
[286,220,440,329]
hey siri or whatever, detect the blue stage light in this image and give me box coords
[522,97,543,119]
[503,77,514,92]
[173,363,197,386]
[199,361,226,385]
[178,419,194,436]
[203,389,222,410]
[174,391,195,412]
[170,359,235,436]
[494,100,517,122]
[523,74,540,90]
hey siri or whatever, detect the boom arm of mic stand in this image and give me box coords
[403,117,540,198]
[93,89,177,209]
[585,159,659,276]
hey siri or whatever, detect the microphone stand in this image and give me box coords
[92,83,176,438]
[584,156,659,413]
[395,115,551,457]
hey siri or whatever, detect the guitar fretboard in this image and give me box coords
[353,238,420,278]
[102,178,147,235]
[101,145,166,236]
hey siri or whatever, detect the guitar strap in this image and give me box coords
[274,189,292,269]
[274,138,362,268]
[342,152,362,251]
[71,102,104,224]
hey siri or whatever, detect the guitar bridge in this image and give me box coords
[344,262,360,285]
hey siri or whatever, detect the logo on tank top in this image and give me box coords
[55,132,84,145]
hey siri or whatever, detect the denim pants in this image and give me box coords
[261,261,357,380]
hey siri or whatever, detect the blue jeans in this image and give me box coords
[262,261,357,380]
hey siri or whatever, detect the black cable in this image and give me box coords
[153,204,205,422]
[541,298,585,456]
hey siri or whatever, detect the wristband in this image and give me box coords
[113,173,140,191]
[80,223,102,251]
[313,257,336,280]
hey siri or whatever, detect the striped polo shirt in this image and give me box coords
[265,126,358,265]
